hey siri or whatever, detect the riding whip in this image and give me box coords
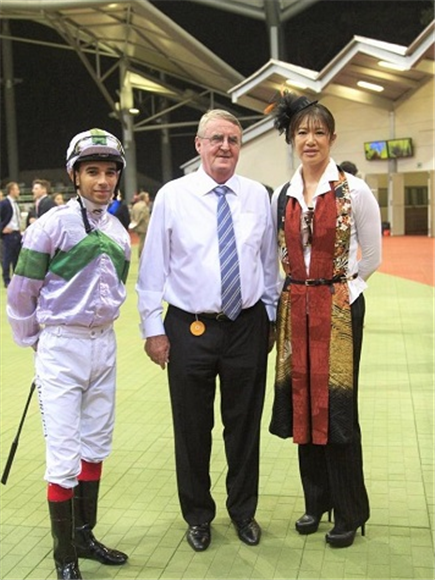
[1,380,37,485]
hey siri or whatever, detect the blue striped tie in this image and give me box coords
[214,185,242,320]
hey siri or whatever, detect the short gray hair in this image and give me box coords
[197,109,242,136]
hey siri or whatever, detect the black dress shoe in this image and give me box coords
[233,518,261,546]
[186,523,211,551]
[325,524,365,548]
[295,510,332,535]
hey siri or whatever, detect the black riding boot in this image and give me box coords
[48,500,82,580]
[74,480,128,565]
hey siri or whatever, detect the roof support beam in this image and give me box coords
[52,15,118,112]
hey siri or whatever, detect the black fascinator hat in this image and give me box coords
[265,89,318,143]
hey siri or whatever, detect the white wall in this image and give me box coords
[236,129,292,190]
[392,81,435,173]
[234,80,434,187]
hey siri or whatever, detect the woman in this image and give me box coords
[53,192,66,205]
[268,92,382,548]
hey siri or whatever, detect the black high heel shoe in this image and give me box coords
[295,510,332,535]
[325,523,365,548]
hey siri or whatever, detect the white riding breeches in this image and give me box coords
[35,324,117,488]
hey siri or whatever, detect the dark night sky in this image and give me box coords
[0,0,433,189]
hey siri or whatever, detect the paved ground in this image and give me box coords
[0,236,433,580]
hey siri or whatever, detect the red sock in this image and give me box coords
[47,483,74,502]
[79,460,102,482]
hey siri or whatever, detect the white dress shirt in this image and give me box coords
[270,159,382,304]
[6,195,21,231]
[136,165,281,338]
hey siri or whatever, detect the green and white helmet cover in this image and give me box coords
[66,128,126,172]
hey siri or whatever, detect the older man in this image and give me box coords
[137,109,280,551]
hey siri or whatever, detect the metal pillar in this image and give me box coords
[2,19,19,181]
[119,62,137,203]
[159,73,173,184]
[120,110,137,203]
[159,97,173,184]
[264,0,286,60]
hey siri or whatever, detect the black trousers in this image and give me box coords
[165,301,269,526]
[2,231,22,286]
[298,293,370,531]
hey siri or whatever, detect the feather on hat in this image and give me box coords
[265,89,318,141]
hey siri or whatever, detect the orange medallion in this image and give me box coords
[190,320,206,336]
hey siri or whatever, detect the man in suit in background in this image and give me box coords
[27,179,56,225]
[0,181,22,287]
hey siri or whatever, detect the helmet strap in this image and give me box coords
[70,167,92,234]
[77,194,93,234]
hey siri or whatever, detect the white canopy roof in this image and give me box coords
[230,20,435,112]
[0,0,247,123]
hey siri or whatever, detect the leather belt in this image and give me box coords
[286,272,358,287]
[169,304,258,323]
[197,312,231,322]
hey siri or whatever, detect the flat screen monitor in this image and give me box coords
[364,140,388,160]
[387,138,413,158]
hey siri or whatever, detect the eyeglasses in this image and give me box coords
[197,134,241,147]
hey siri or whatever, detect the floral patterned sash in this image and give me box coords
[269,170,354,445]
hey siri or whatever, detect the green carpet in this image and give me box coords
[1,254,433,580]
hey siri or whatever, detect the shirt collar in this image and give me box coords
[289,158,339,199]
[196,165,240,196]
[78,195,108,220]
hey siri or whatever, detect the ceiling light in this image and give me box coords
[378,61,407,72]
[357,80,384,92]
[286,79,308,89]
[129,107,140,116]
